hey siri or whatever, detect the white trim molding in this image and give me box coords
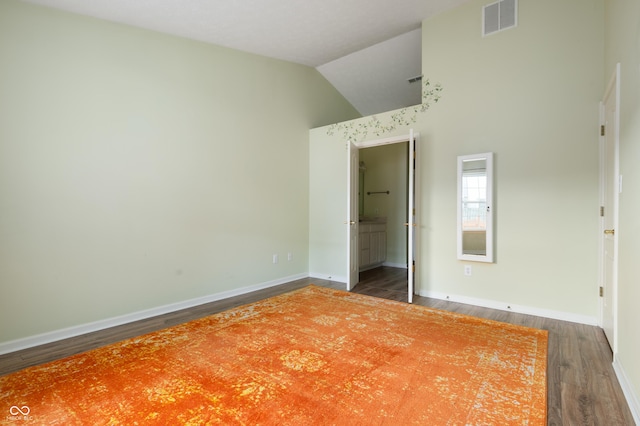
[1,272,606,355]
[613,355,640,425]
[0,273,308,355]
[382,262,408,269]
[308,272,347,284]
[418,289,599,326]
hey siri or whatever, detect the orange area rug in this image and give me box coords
[0,286,547,425]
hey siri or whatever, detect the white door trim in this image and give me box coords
[346,141,359,291]
[407,130,416,303]
[351,132,420,302]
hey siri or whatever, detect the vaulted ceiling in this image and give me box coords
[22,0,471,115]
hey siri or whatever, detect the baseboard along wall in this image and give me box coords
[613,355,640,425]
[309,273,599,325]
[1,272,601,356]
[1,271,637,423]
[417,289,599,326]
[0,273,308,356]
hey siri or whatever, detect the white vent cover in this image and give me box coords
[483,0,517,36]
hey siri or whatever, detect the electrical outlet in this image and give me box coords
[464,265,472,276]
[272,254,278,264]
[287,252,293,261]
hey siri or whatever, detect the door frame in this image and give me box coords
[598,63,620,352]
[346,131,420,302]
[346,141,359,290]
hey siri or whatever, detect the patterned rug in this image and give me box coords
[0,285,547,425]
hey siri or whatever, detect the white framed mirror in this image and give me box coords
[457,152,494,263]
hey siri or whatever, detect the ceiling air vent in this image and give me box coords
[483,0,517,36]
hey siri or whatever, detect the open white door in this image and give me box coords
[600,64,620,351]
[347,141,359,291]
[407,130,416,303]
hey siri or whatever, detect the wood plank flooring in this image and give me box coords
[0,266,635,425]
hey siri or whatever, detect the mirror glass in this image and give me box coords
[457,153,493,262]
[358,162,366,217]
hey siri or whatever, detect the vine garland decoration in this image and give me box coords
[326,77,443,142]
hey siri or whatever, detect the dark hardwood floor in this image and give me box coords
[0,266,635,425]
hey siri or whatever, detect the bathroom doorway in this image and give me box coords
[347,132,418,303]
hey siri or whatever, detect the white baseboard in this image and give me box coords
[0,273,603,356]
[0,273,308,355]
[359,263,384,272]
[382,262,407,269]
[613,355,640,425]
[417,289,599,326]
[308,272,347,284]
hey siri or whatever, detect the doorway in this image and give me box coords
[347,132,418,303]
[360,142,409,269]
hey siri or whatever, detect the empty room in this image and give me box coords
[1,0,639,424]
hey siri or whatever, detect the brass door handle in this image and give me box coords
[344,221,356,225]
[403,223,417,227]
[604,229,615,235]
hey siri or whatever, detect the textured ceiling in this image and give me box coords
[22,0,471,114]
[317,29,423,117]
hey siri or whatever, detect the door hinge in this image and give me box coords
[599,286,604,297]
[601,125,605,136]
[600,206,604,217]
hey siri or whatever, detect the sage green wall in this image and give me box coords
[604,0,640,412]
[0,0,359,344]
[420,0,603,315]
[310,0,604,321]
[360,143,408,267]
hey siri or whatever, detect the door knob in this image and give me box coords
[344,221,356,225]
[604,229,615,235]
